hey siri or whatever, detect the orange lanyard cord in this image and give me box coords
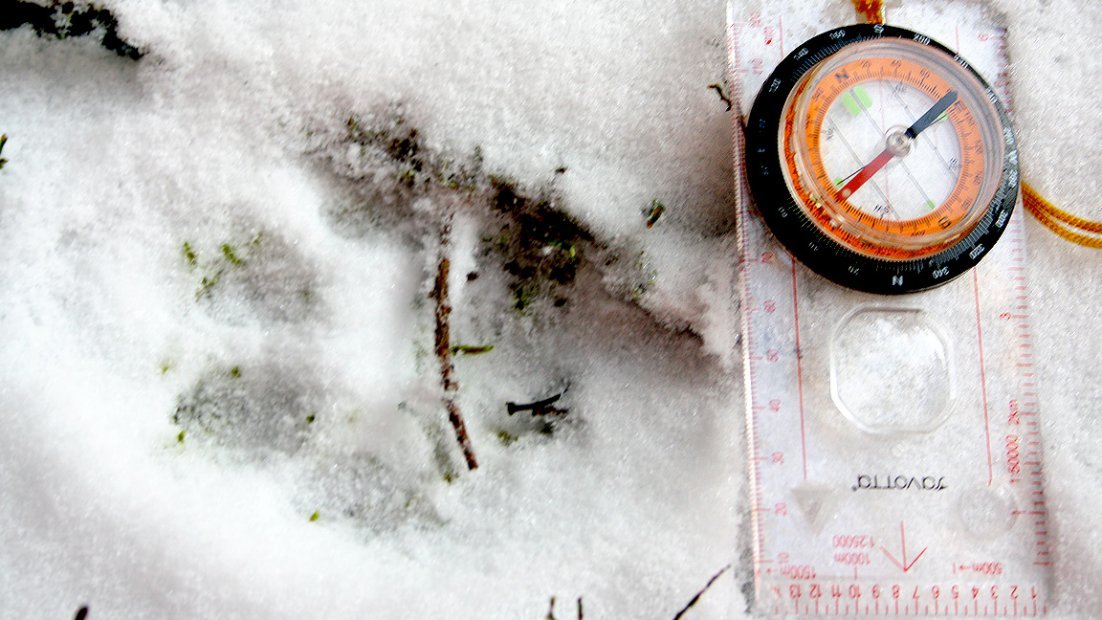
[853,0,885,24]
[1022,183,1102,249]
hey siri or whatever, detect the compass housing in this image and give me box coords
[745,24,1019,294]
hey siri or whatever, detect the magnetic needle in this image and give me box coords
[746,24,1019,294]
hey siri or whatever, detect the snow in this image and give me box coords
[0,0,1099,618]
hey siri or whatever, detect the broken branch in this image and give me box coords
[432,217,478,470]
[672,564,731,620]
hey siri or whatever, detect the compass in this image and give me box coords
[745,23,1019,294]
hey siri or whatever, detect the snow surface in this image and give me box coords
[0,0,1099,618]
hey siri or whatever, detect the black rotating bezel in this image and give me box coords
[745,23,1019,294]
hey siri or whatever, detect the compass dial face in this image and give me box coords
[746,25,1019,294]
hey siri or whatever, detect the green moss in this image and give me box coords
[196,274,220,300]
[496,430,517,446]
[188,233,262,300]
[451,344,494,355]
[309,510,320,522]
[0,133,7,170]
[306,413,316,424]
[335,111,589,315]
[182,241,198,267]
[338,111,494,230]
[159,360,172,375]
[397,167,416,186]
[512,281,539,312]
[549,239,576,259]
[345,111,425,171]
[220,243,243,266]
[630,250,657,302]
[229,366,241,379]
[176,430,186,444]
[486,176,592,312]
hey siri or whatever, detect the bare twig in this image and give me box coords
[432,218,478,470]
[546,596,556,620]
[672,564,732,620]
[577,597,583,620]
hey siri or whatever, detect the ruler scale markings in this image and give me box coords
[730,7,1049,616]
[778,17,784,57]
[791,258,809,480]
[730,16,771,596]
[972,269,995,486]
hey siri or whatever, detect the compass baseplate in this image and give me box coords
[726,1,1050,616]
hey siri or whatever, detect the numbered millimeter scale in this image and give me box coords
[729,11,1050,618]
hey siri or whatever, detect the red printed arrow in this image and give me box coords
[880,521,928,573]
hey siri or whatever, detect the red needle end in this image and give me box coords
[836,148,895,202]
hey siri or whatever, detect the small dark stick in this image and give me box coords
[506,391,569,417]
[506,393,563,415]
[546,596,556,620]
[432,220,478,470]
[707,83,733,111]
[577,596,584,620]
[75,606,89,620]
[671,564,732,620]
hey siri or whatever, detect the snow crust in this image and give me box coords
[0,0,1099,617]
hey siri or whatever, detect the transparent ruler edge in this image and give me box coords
[725,2,1051,617]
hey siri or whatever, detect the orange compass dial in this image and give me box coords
[746,25,1019,293]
